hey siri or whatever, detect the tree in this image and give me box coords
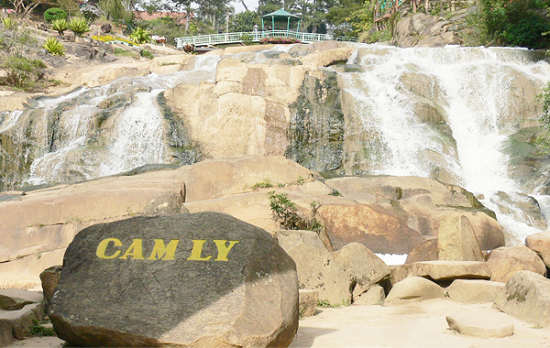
[8,0,53,18]
[230,10,260,32]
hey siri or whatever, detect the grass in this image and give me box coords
[252,178,273,189]
[114,48,139,59]
[317,299,350,308]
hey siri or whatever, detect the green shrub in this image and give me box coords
[1,17,17,30]
[0,55,47,91]
[44,8,68,23]
[267,191,323,233]
[240,32,254,45]
[252,178,273,189]
[29,320,56,337]
[129,27,151,44]
[51,19,69,35]
[43,37,65,56]
[68,17,90,37]
[140,49,154,59]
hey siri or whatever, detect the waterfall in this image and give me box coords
[341,45,550,243]
[7,55,220,186]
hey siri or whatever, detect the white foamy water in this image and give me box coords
[23,55,221,185]
[376,254,407,265]
[342,45,550,243]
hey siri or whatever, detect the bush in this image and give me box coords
[1,17,17,30]
[44,8,68,23]
[0,55,47,91]
[140,49,154,59]
[51,19,69,35]
[259,36,301,44]
[129,27,151,44]
[43,37,65,56]
[68,17,90,37]
[267,191,323,233]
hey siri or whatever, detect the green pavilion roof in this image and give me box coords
[262,9,300,19]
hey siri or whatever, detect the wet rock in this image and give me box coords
[486,245,546,283]
[49,212,299,347]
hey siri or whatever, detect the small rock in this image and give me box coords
[446,308,514,338]
[384,276,444,306]
[299,289,319,317]
[353,285,385,306]
[40,265,62,306]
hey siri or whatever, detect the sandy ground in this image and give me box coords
[290,299,550,348]
[7,298,550,347]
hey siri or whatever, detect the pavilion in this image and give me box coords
[261,9,301,36]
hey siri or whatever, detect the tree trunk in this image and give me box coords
[241,0,249,11]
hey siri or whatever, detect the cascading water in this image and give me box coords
[0,55,220,187]
[340,44,550,244]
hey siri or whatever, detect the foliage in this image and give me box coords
[114,47,139,59]
[55,0,81,15]
[259,36,301,44]
[1,17,17,30]
[51,18,68,35]
[134,17,188,47]
[80,4,103,23]
[8,0,52,18]
[252,178,274,189]
[0,55,46,90]
[230,10,261,32]
[29,320,56,337]
[471,0,550,48]
[68,17,90,36]
[318,299,351,307]
[140,48,154,59]
[97,0,134,25]
[267,191,323,233]
[129,26,151,44]
[43,7,67,22]
[42,36,65,56]
[240,32,254,45]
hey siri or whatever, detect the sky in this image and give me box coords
[231,0,259,13]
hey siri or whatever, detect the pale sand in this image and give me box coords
[7,299,550,347]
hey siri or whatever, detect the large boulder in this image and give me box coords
[485,245,547,283]
[406,237,438,263]
[315,204,423,254]
[437,215,483,261]
[49,212,299,347]
[494,271,550,327]
[277,230,353,305]
[526,231,550,268]
[332,242,390,297]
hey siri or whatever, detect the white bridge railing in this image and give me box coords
[175,30,332,49]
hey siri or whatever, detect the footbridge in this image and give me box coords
[175,30,333,49]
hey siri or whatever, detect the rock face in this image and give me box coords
[494,271,550,327]
[277,230,352,305]
[437,215,484,261]
[526,231,550,268]
[485,245,547,283]
[298,290,319,317]
[446,308,514,338]
[49,212,299,347]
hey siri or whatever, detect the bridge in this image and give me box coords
[174,30,333,49]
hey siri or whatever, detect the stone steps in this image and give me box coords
[0,289,46,346]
